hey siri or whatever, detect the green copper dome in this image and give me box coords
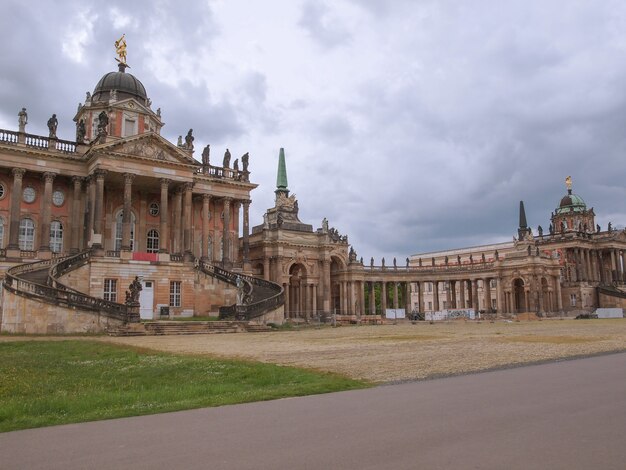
[556,190,587,214]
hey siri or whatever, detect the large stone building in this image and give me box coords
[1,45,625,334]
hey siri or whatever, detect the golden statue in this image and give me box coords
[115,34,127,65]
[565,175,572,191]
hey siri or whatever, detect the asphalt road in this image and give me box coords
[2,353,625,470]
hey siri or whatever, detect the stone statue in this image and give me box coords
[115,34,127,64]
[536,247,540,256]
[406,257,409,267]
[418,258,422,267]
[177,136,183,147]
[382,257,385,267]
[201,144,210,167]
[76,119,86,143]
[233,158,239,171]
[146,98,152,107]
[597,224,601,233]
[97,111,109,136]
[156,107,161,118]
[370,257,374,267]
[432,257,435,266]
[561,220,566,232]
[393,257,397,269]
[457,255,461,265]
[276,213,283,227]
[18,107,28,132]
[608,222,612,232]
[444,256,449,265]
[47,114,58,138]
[322,217,329,232]
[85,91,91,102]
[481,253,486,263]
[125,276,142,305]
[242,152,249,172]
[360,257,363,264]
[223,149,231,168]
[549,223,554,235]
[538,225,543,237]
[349,247,357,262]
[77,102,82,113]
[469,254,473,264]
[495,250,499,260]
[263,213,269,229]
[236,276,245,305]
[184,129,194,151]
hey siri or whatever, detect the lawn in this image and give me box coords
[0,340,367,432]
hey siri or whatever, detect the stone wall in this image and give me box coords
[598,290,626,310]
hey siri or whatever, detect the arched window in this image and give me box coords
[50,221,63,253]
[146,229,159,253]
[19,218,35,250]
[114,210,135,251]
[0,217,4,249]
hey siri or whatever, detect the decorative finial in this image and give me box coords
[115,34,128,69]
[565,175,572,192]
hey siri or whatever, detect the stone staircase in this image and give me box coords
[108,321,273,336]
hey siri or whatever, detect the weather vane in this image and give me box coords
[565,175,572,191]
[115,34,128,66]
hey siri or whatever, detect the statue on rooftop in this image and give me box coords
[201,144,210,168]
[322,217,329,232]
[597,224,601,233]
[538,225,543,237]
[223,148,231,168]
[156,107,161,118]
[242,152,249,172]
[47,114,58,138]
[393,257,397,268]
[406,257,409,267]
[549,223,554,235]
[233,158,239,172]
[370,257,374,267]
[184,129,194,151]
[115,34,127,65]
[76,119,86,143]
[85,91,91,102]
[18,107,28,132]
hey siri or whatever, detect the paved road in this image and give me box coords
[2,353,625,470]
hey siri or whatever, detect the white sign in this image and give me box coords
[594,308,624,319]
[385,309,405,319]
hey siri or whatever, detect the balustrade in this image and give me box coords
[0,129,19,144]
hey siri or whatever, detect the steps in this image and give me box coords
[108,320,274,336]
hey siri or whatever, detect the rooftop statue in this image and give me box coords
[242,152,249,172]
[18,107,28,132]
[184,129,194,151]
[223,148,231,168]
[47,114,58,138]
[233,158,239,172]
[201,144,210,168]
[76,119,86,143]
[115,34,127,65]
[565,175,572,191]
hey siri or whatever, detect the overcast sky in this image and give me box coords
[1,0,626,261]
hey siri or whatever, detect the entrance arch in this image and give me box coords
[513,278,526,313]
[288,263,308,319]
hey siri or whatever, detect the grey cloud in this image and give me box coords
[298,1,352,48]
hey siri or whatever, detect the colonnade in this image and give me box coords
[564,247,625,284]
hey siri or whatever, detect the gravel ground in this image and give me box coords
[89,318,626,383]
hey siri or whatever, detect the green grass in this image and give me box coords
[0,340,368,433]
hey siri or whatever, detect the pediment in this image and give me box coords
[91,133,199,166]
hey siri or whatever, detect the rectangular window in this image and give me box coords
[570,294,577,307]
[124,119,136,137]
[492,299,497,310]
[428,301,432,311]
[104,279,117,302]
[170,281,181,307]
[442,301,447,309]
[427,282,432,292]
[490,279,497,288]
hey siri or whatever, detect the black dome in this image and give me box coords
[92,65,147,103]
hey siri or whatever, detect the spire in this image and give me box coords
[518,200,529,239]
[275,148,289,196]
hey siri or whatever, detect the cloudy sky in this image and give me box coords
[2,0,626,261]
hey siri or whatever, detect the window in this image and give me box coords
[23,186,36,203]
[50,221,63,253]
[570,294,577,307]
[427,282,432,292]
[52,190,65,207]
[104,279,117,302]
[114,210,135,251]
[170,281,181,307]
[428,301,432,311]
[491,299,497,310]
[0,182,5,200]
[19,218,35,250]
[149,202,159,216]
[147,229,159,253]
[124,119,136,137]
[490,279,497,289]
[442,301,447,309]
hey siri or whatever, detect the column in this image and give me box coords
[87,176,96,242]
[160,179,170,253]
[616,249,624,282]
[92,169,106,249]
[459,280,466,309]
[450,280,457,308]
[471,280,479,312]
[555,276,563,311]
[283,283,289,318]
[263,257,270,281]
[71,176,82,253]
[405,282,411,314]
[222,198,231,263]
[121,173,134,251]
[182,182,193,257]
[200,194,210,257]
[369,281,376,314]
[172,187,182,254]
[433,281,440,311]
[496,278,505,315]
[242,199,250,263]
[7,168,26,249]
[418,281,425,313]
[622,251,626,282]
[323,259,331,312]
[393,282,398,309]
[381,281,387,315]
[39,172,56,251]
[312,284,318,316]
[483,278,491,312]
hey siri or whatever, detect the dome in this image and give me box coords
[92,64,147,103]
[556,190,586,214]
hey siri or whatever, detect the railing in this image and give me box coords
[197,258,284,321]
[20,250,37,258]
[363,262,497,274]
[3,251,136,323]
[106,250,121,258]
[24,133,49,149]
[54,139,77,153]
[198,165,249,182]
[170,254,183,262]
[0,129,19,144]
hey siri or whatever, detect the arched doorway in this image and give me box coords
[513,278,526,313]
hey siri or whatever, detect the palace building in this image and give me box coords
[0,46,625,334]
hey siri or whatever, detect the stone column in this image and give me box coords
[622,251,626,282]
[323,259,331,312]
[92,169,106,249]
[555,275,563,311]
[38,172,56,251]
[87,176,96,242]
[471,280,479,312]
[312,284,318,316]
[369,282,376,314]
[418,281,425,313]
[172,187,182,254]
[616,249,624,282]
[459,280,466,309]
[433,281,440,311]
[222,198,231,264]
[283,283,290,318]
[71,176,83,253]
[393,281,398,309]
[182,182,193,258]
[242,199,250,263]
[610,250,617,282]
[381,281,387,315]
[263,257,270,281]
[405,282,411,314]
[160,179,170,253]
[121,173,134,251]
[483,278,491,312]
[201,194,210,257]
[7,168,26,249]
[496,278,505,315]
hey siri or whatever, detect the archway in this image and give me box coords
[288,263,308,319]
[513,278,526,313]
